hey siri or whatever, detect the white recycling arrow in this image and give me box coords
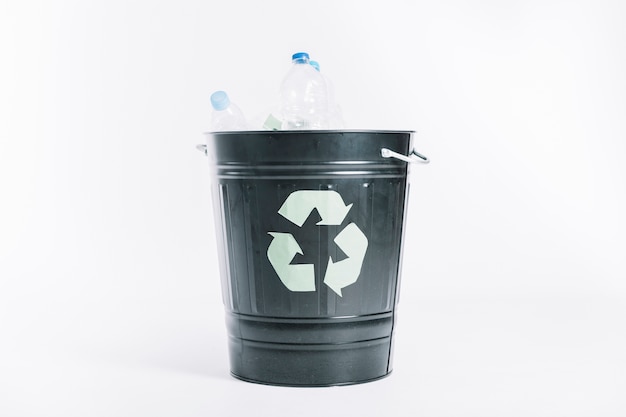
[267,232,316,292]
[323,223,369,296]
[278,190,353,227]
[268,190,369,297]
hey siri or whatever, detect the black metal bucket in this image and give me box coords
[198,130,428,386]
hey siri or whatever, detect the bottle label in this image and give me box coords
[263,113,282,131]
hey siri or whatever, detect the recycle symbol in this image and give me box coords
[267,190,369,297]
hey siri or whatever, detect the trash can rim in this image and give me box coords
[204,129,416,135]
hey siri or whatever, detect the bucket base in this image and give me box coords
[227,333,393,387]
[231,370,393,388]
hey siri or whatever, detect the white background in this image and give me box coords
[1,0,625,416]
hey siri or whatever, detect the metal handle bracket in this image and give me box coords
[381,148,430,164]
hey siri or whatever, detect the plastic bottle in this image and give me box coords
[279,52,329,130]
[209,90,248,131]
[309,60,321,72]
[309,60,345,129]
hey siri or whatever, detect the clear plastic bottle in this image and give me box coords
[309,60,345,129]
[209,90,248,131]
[279,52,329,130]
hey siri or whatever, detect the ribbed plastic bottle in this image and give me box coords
[209,91,248,131]
[279,52,329,130]
[309,60,345,129]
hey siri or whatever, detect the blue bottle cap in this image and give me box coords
[292,52,309,63]
[309,60,320,71]
[210,90,230,111]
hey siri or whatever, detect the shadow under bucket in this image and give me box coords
[199,130,428,386]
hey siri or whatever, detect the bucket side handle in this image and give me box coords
[196,144,207,155]
[381,148,429,164]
